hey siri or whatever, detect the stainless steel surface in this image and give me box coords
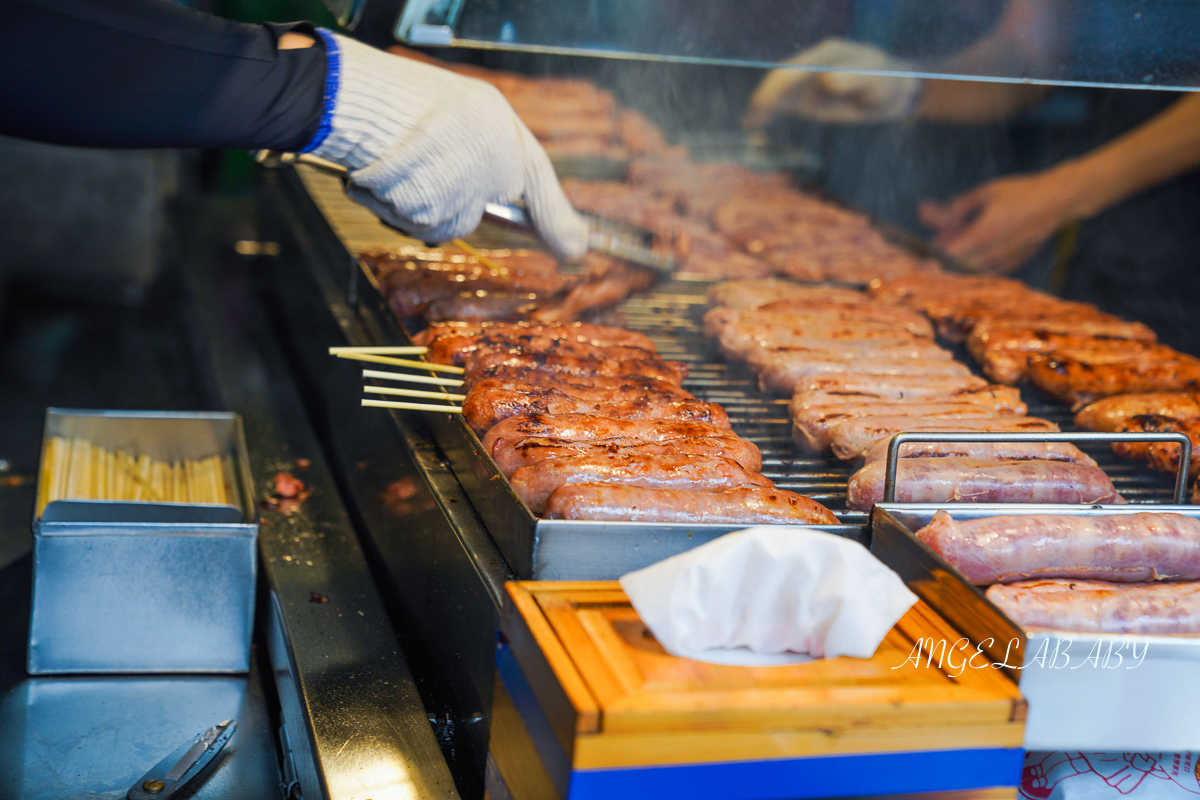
[183,202,461,799]
[260,165,510,796]
[882,431,1193,504]
[127,719,236,800]
[29,410,257,675]
[0,669,280,800]
[871,504,1200,751]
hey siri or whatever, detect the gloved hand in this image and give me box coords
[306,32,589,260]
[743,39,922,128]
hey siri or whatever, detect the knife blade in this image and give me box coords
[127,720,236,800]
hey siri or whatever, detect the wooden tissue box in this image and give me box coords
[489,581,1026,800]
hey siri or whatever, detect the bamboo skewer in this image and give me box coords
[452,238,504,275]
[362,398,464,413]
[364,385,466,401]
[362,368,463,387]
[333,351,464,373]
[328,345,428,355]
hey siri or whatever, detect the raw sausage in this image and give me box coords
[914,511,1198,585]
[986,579,1200,635]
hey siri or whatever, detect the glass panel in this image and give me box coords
[396,0,1200,91]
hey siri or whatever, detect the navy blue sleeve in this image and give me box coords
[1,0,327,151]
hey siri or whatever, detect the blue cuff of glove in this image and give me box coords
[300,28,341,154]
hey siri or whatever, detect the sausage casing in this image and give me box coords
[482,414,741,456]
[543,483,839,525]
[491,435,762,478]
[510,453,772,514]
[986,579,1200,635]
[915,511,1200,585]
[849,460,1123,511]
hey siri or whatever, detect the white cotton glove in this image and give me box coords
[307,33,589,260]
[743,39,922,127]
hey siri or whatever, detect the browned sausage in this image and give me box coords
[914,511,1200,585]
[543,483,839,525]
[463,381,730,435]
[462,349,687,389]
[1075,392,1200,432]
[510,453,773,514]
[491,435,763,478]
[481,414,741,456]
[421,322,658,362]
[1027,352,1200,409]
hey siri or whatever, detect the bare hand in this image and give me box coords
[918,170,1084,275]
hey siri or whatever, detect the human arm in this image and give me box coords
[745,0,1062,127]
[919,93,1200,273]
[1,0,588,257]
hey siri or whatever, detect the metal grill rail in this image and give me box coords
[296,165,1181,526]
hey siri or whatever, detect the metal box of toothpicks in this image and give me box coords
[28,409,258,674]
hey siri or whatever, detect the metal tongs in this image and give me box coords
[256,150,678,275]
[127,719,236,800]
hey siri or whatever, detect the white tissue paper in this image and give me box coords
[619,526,918,665]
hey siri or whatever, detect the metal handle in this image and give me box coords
[883,431,1194,505]
[255,149,533,230]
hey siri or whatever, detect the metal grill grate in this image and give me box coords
[296,165,1181,525]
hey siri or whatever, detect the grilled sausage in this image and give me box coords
[986,579,1200,635]
[719,329,949,363]
[792,384,1025,421]
[756,355,972,397]
[510,453,773,514]
[704,307,927,341]
[463,381,730,435]
[793,401,1024,454]
[1075,392,1200,432]
[706,279,868,309]
[491,435,763,478]
[913,511,1200,586]
[483,414,743,456]
[462,349,687,389]
[747,301,935,337]
[861,438,1095,467]
[848,459,1123,510]
[1026,353,1200,410]
[422,291,540,323]
[542,483,839,525]
[967,329,1166,385]
[795,372,988,400]
[824,415,1059,461]
[421,322,658,362]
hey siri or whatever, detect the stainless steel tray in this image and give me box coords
[29,408,258,674]
[357,263,866,579]
[872,503,1200,751]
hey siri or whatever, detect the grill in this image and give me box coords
[295,164,1181,535]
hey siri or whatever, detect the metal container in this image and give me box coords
[29,409,258,674]
[871,502,1200,751]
